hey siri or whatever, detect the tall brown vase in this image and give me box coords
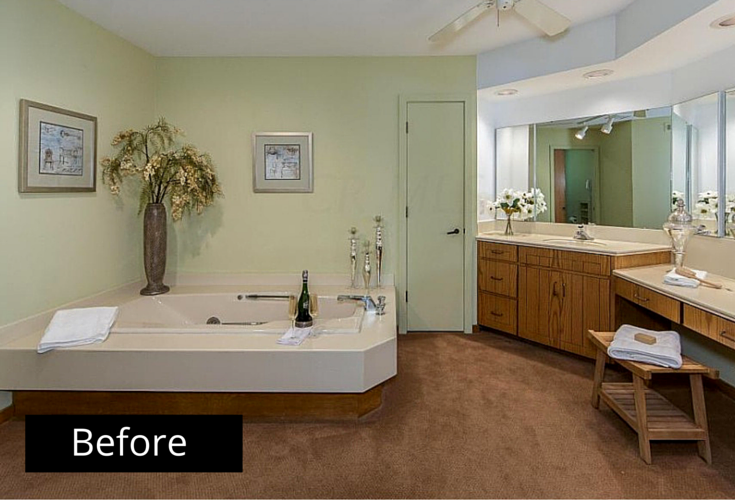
[140,203,170,296]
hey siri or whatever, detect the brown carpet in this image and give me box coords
[1,332,735,499]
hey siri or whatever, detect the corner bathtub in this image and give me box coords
[112,293,364,334]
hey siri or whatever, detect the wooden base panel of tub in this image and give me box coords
[12,384,386,421]
[0,404,14,425]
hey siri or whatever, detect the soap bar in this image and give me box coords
[634,332,657,345]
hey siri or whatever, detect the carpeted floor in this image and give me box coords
[1,332,735,499]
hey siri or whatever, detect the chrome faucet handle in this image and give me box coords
[375,295,387,316]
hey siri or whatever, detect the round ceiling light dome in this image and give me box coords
[583,69,614,79]
[711,13,735,28]
[495,88,518,96]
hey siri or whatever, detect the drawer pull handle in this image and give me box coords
[490,276,504,281]
[491,312,504,317]
[491,250,504,255]
[634,294,650,303]
[721,331,735,342]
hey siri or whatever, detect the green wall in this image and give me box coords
[155,57,476,276]
[0,0,156,327]
[631,117,672,229]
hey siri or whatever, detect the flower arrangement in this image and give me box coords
[101,118,222,221]
[672,190,685,210]
[691,190,735,221]
[489,188,548,235]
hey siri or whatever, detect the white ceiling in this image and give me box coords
[58,0,635,56]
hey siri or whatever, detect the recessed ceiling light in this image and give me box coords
[495,89,518,96]
[583,69,614,79]
[711,13,735,28]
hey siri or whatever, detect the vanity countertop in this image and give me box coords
[476,232,671,256]
[614,265,735,322]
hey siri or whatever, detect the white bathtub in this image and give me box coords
[112,293,365,334]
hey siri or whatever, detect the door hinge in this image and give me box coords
[405,121,409,134]
[405,206,409,218]
[405,290,409,302]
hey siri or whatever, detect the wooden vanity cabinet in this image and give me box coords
[478,241,669,359]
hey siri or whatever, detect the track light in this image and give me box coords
[601,116,614,134]
[575,126,588,140]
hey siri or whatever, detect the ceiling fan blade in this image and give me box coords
[429,1,494,42]
[513,0,571,37]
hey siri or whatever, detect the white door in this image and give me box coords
[406,101,465,331]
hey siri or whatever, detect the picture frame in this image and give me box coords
[18,99,97,193]
[252,132,313,193]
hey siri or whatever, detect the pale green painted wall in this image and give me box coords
[631,117,672,229]
[0,0,156,328]
[155,57,476,276]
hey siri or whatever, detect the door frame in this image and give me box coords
[549,145,600,224]
[398,94,476,334]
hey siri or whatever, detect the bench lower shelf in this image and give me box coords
[600,382,707,441]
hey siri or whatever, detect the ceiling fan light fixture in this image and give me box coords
[711,13,735,28]
[583,69,614,79]
[575,126,588,140]
[495,88,518,96]
[601,116,615,134]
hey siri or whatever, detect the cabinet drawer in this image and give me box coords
[478,241,517,262]
[615,278,681,322]
[478,293,517,335]
[557,250,611,277]
[683,305,735,350]
[478,260,517,297]
[519,247,555,268]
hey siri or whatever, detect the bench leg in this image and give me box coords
[633,375,652,464]
[690,374,712,464]
[591,348,607,409]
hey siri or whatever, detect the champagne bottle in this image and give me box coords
[295,270,313,328]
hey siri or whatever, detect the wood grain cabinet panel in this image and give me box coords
[556,250,611,277]
[559,273,611,358]
[615,278,681,323]
[518,266,561,348]
[478,241,517,262]
[478,259,517,298]
[683,305,735,349]
[478,292,517,335]
[519,247,555,268]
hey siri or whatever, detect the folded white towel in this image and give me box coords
[38,307,118,354]
[277,326,312,346]
[608,324,682,369]
[663,267,707,288]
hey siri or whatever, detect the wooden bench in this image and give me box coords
[587,330,718,464]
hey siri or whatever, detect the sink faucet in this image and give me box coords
[573,224,595,241]
[337,294,383,313]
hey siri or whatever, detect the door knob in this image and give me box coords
[446,228,460,235]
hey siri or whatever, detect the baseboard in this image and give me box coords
[0,404,14,425]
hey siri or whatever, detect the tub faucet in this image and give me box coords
[573,224,595,241]
[337,294,378,312]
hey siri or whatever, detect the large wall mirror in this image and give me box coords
[494,91,731,237]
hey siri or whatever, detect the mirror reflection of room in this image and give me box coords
[726,89,735,238]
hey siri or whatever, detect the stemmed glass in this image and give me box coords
[288,295,297,331]
[309,294,320,337]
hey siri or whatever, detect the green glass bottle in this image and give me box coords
[295,270,313,328]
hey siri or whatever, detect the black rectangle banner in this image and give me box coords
[26,415,243,472]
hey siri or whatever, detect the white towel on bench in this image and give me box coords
[607,324,682,369]
[38,307,118,353]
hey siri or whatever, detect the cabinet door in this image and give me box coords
[518,266,562,348]
[559,272,611,358]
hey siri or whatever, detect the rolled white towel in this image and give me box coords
[663,267,706,288]
[38,307,118,354]
[607,324,682,369]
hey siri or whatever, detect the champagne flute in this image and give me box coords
[309,293,320,337]
[288,295,297,331]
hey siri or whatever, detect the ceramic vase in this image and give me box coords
[140,203,170,296]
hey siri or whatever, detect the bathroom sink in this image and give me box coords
[542,238,608,247]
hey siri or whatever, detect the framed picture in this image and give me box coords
[252,132,313,193]
[18,99,97,193]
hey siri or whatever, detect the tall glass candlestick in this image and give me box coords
[362,240,372,295]
[348,227,359,288]
[374,215,384,288]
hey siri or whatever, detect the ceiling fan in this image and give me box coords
[429,0,571,43]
